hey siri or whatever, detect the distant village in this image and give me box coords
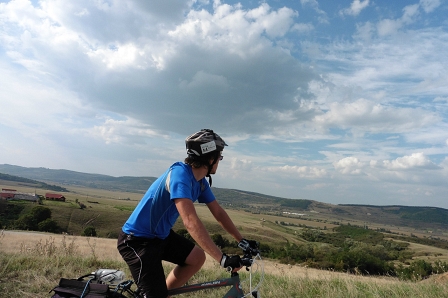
[1,188,66,202]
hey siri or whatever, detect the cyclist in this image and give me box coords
[117,129,259,298]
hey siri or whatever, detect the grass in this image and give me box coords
[1,230,448,297]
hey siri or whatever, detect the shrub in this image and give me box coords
[15,214,37,230]
[82,226,97,237]
[176,229,194,242]
[14,206,53,231]
[211,233,230,248]
[38,219,60,233]
[30,206,52,223]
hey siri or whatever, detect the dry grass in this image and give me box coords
[0,231,400,283]
[1,231,123,262]
[2,230,448,298]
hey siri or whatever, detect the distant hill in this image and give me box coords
[0,164,156,193]
[0,172,68,192]
[1,164,448,229]
[340,204,448,226]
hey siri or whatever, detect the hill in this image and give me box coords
[0,172,68,192]
[1,164,448,282]
[0,164,156,193]
[1,163,448,232]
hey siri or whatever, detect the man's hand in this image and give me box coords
[220,254,242,271]
[238,238,259,254]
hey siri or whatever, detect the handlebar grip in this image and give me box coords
[241,257,253,267]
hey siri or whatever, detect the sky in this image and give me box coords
[1,0,447,209]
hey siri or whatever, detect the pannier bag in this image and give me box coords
[50,278,110,298]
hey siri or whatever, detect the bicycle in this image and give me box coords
[54,245,264,298]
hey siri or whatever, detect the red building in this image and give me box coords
[45,193,66,202]
[1,188,16,200]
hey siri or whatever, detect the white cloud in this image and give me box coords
[87,43,145,70]
[313,99,437,135]
[300,0,327,19]
[376,18,403,36]
[334,157,364,174]
[266,165,327,178]
[379,153,440,171]
[340,0,370,17]
[419,0,441,13]
[291,23,314,34]
[89,117,161,145]
[229,158,253,171]
[375,1,438,37]
[245,4,297,38]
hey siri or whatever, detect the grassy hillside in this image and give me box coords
[2,231,448,298]
[0,173,68,192]
[1,164,448,279]
[2,163,448,231]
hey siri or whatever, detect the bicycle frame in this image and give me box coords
[167,271,250,297]
[110,252,263,298]
[167,253,263,298]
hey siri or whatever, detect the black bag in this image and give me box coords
[50,278,110,298]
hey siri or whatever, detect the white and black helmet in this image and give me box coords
[185,129,227,158]
[185,129,227,186]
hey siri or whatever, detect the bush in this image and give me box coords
[82,226,97,237]
[211,234,230,248]
[38,219,60,233]
[30,206,52,223]
[15,214,37,230]
[106,230,119,239]
[176,229,194,242]
[14,206,53,231]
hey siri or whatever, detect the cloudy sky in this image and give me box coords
[1,0,447,209]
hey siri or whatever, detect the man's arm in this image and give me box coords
[206,200,243,242]
[174,198,223,262]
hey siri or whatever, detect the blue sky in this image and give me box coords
[1,0,447,208]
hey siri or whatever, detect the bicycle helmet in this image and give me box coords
[185,129,227,186]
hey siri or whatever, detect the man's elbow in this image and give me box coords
[182,217,198,232]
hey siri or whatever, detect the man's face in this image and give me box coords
[209,152,223,174]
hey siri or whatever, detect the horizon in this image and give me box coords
[1,162,447,211]
[1,0,447,209]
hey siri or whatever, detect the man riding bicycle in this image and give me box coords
[117,129,258,298]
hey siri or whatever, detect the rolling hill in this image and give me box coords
[1,163,448,231]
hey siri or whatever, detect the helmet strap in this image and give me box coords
[206,155,219,187]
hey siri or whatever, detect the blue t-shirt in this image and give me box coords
[122,162,215,239]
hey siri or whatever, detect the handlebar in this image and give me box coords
[225,245,261,272]
[237,240,260,256]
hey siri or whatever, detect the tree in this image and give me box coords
[30,206,52,223]
[14,206,54,231]
[15,214,37,230]
[38,218,59,233]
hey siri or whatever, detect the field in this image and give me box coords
[2,180,448,296]
[1,230,448,297]
[2,180,448,262]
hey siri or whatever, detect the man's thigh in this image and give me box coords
[161,230,195,265]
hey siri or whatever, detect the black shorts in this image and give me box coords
[117,230,195,298]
